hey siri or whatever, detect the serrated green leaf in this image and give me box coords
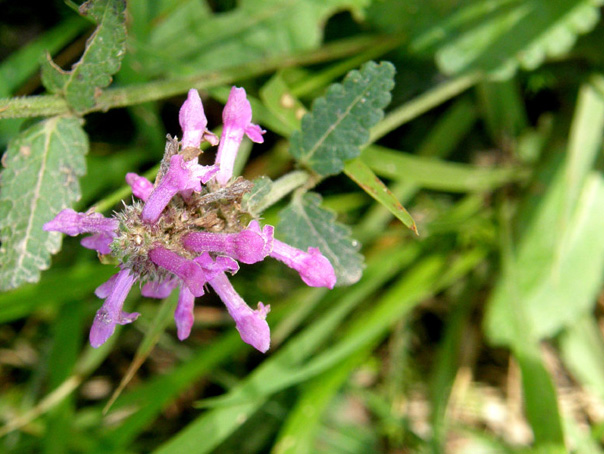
[0,17,87,98]
[278,192,363,286]
[41,0,127,113]
[0,117,88,291]
[290,61,395,176]
[427,0,603,79]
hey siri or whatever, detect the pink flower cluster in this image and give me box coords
[44,88,336,353]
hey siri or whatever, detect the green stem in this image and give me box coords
[369,72,481,143]
[290,35,405,98]
[252,170,310,214]
[0,35,388,120]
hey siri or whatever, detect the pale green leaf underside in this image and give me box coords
[430,0,604,78]
[289,61,395,176]
[41,0,126,112]
[278,192,363,286]
[0,117,88,291]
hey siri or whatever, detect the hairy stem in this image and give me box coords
[0,35,389,119]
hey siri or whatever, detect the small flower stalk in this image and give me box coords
[44,87,336,353]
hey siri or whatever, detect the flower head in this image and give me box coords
[43,86,336,353]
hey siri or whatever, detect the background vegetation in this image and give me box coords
[2,0,604,452]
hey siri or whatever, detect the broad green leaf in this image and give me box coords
[485,83,604,345]
[428,0,604,78]
[278,192,363,286]
[41,0,127,113]
[486,201,566,447]
[487,173,604,345]
[144,0,370,76]
[0,117,88,291]
[290,61,395,176]
[515,346,565,448]
[560,316,604,401]
[343,158,418,234]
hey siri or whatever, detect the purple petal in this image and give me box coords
[148,246,207,297]
[193,252,239,280]
[209,272,270,353]
[179,89,209,149]
[43,209,118,237]
[142,155,217,224]
[214,87,265,186]
[95,274,118,299]
[80,232,114,255]
[222,87,253,128]
[182,222,272,264]
[269,240,336,289]
[174,285,196,341]
[141,278,178,299]
[126,173,154,201]
[89,269,139,348]
[246,221,274,256]
[245,124,265,143]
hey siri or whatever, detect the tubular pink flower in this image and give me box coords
[174,285,196,341]
[80,232,114,255]
[179,89,218,149]
[141,155,217,224]
[126,173,154,201]
[43,208,118,237]
[182,221,274,264]
[209,271,270,353]
[194,252,239,278]
[148,246,208,297]
[214,87,265,186]
[141,278,179,299]
[90,269,140,348]
[95,273,118,298]
[269,240,336,289]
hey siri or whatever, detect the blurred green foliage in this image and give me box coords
[2,0,604,453]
